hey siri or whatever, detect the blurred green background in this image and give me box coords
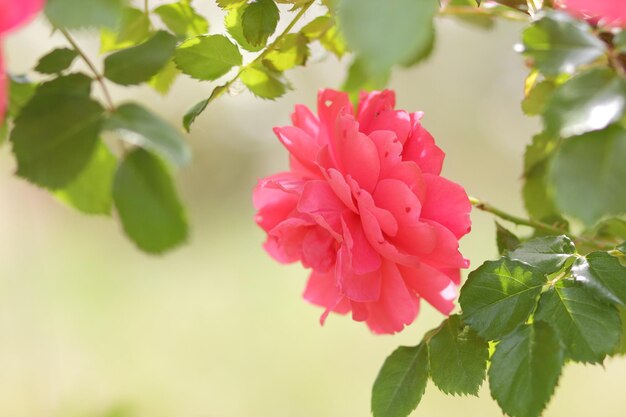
[2,3,625,417]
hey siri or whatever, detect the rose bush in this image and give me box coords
[254,89,471,334]
[0,0,45,122]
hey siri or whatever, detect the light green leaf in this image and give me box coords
[522,80,556,116]
[100,7,152,53]
[148,60,180,95]
[7,75,37,118]
[45,0,126,28]
[241,64,287,99]
[154,1,209,38]
[54,141,116,215]
[428,315,488,396]
[263,33,309,72]
[105,103,191,166]
[175,35,242,81]
[521,11,605,76]
[104,31,177,86]
[319,25,347,58]
[543,68,626,138]
[338,0,438,74]
[10,74,104,189]
[35,48,78,74]
[535,280,620,363]
[371,344,429,417]
[459,258,545,340]
[572,251,626,306]
[113,149,188,254]
[549,125,626,226]
[508,235,576,275]
[300,15,333,40]
[217,0,246,9]
[489,322,564,417]
[241,0,279,47]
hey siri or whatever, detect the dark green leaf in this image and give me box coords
[154,1,209,38]
[535,280,620,363]
[572,251,626,306]
[113,149,188,254]
[459,258,545,340]
[371,344,429,417]
[10,74,104,189]
[175,35,242,81]
[240,64,287,99]
[341,57,391,105]
[508,235,576,275]
[496,222,521,255]
[45,0,126,28]
[54,141,116,215]
[549,125,626,226]
[338,0,438,74]
[225,3,264,52]
[263,33,309,72]
[614,306,626,355]
[35,48,78,74]
[543,68,626,138]
[489,322,564,417]
[428,315,488,396]
[100,7,151,53]
[241,0,279,47]
[104,31,177,86]
[521,11,605,76]
[105,103,191,166]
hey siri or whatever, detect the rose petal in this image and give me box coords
[421,173,472,239]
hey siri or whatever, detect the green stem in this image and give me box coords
[438,5,530,22]
[144,0,149,15]
[59,28,116,111]
[220,0,314,94]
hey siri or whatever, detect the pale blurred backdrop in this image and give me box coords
[1,2,625,417]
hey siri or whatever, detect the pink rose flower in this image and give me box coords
[0,0,45,122]
[555,0,626,28]
[253,89,471,334]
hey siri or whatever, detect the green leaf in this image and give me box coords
[181,86,227,132]
[154,1,209,38]
[338,0,438,74]
[225,3,264,53]
[572,251,626,306]
[217,0,247,8]
[522,80,556,116]
[241,0,279,48]
[521,11,605,76]
[35,48,79,74]
[495,222,521,255]
[263,33,309,72]
[301,15,333,40]
[428,315,488,396]
[104,31,177,86]
[535,280,620,363]
[614,306,626,355]
[549,125,626,226]
[240,64,287,99]
[459,258,545,340]
[100,7,152,53]
[371,344,429,417]
[54,141,116,215]
[341,57,391,105]
[618,242,626,255]
[7,75,37,118]
[319,25,348,58]
[105,103,191,166]
[10,74,104,189]
[175,35,243,81]
[543,68,626,138]
[113,148,188,254]
[508,235,576,275]
[45,0,126,28]
[489,322,564,417]
[148,60,180,95]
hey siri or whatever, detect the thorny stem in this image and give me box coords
[469,197,615,250]
[438,5,530,22]
[59,28,116,111]
[219,1,315,95]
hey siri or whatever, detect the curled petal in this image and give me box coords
[403,118,445,175]
[291,104,320,140]
[253,173,303,232]
[421,173,472,239]
[303,271,351,325]
[357,90,396,130]
[400,263,457,315]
